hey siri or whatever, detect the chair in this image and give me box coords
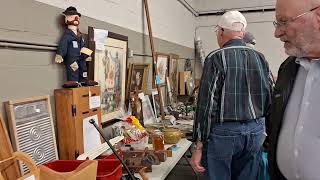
[0,151,40,180]
[0,151,98,180]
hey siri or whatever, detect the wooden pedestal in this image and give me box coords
[54,86,102,160]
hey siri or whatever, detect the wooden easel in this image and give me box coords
[143,0,165,120]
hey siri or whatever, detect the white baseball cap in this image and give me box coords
[217,11,247,32]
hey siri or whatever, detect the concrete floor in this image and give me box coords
[165,154,205,180]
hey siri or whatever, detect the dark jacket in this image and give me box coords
[56,28,88,81]
[57,28,87,65]
[267,56,299,180]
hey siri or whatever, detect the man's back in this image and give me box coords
[191,11,271,180]
[197,39,272,124]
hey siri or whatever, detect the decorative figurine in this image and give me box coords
[129,91,143,124]
[55,6,97,88]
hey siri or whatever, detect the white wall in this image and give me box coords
[34,0,196,48]
[195,0,275,12]
[196,11,287,75]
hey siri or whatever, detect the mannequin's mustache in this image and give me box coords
[66,20,79,26]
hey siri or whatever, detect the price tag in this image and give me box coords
[89,96,101,109]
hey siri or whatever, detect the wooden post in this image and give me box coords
[143,0,165,120]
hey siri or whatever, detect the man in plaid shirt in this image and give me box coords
[191,11,273,180]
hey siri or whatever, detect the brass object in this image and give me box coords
[163,128,182,144]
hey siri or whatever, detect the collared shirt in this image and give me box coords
[277,58,320,180]
[193,39,273,142]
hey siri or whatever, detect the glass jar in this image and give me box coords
[152,130,164,151]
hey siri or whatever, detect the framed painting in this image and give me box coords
[127,64,150,94]
[169,54,179,104]
[151,90,160,119]
[153,53,169,87]
[88,27,128,123]
[160,85,167,106]
[151,86,167,118]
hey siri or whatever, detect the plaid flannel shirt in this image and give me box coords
[193,39,273,142]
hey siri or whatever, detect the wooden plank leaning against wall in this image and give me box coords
[0,114,20,180]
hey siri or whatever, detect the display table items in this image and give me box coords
[135,138,192,180]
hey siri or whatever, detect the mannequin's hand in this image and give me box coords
[81,47,93,56]
[55,54,64,63]
[85,57,92,61]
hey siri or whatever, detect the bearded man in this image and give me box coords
[267,0,320,179]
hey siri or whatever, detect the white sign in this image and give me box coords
[89,96,101,109]
[83,115,101,153]
[94,28,108,51]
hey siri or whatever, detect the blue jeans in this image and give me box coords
[203,118,265,180]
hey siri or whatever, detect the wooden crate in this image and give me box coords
[54,86,102,160]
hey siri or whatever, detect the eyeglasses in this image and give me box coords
[273,5,320,28]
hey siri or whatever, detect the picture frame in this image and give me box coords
[169,54,179,104]
[151,86,167,118]
[151,90,160,119]
[142,95,157,125]
[166,77,173,105]
[153,53,169,87]
[160,85,167,107]
[127,64,150,94]
[88,27,128,123]
[186,76,195,96]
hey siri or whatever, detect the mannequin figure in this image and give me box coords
[55,6,97,88]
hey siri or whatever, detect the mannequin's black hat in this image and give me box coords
[62,6,81,17]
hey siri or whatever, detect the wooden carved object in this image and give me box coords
[123,148,166,172]
[129,90,143,124]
